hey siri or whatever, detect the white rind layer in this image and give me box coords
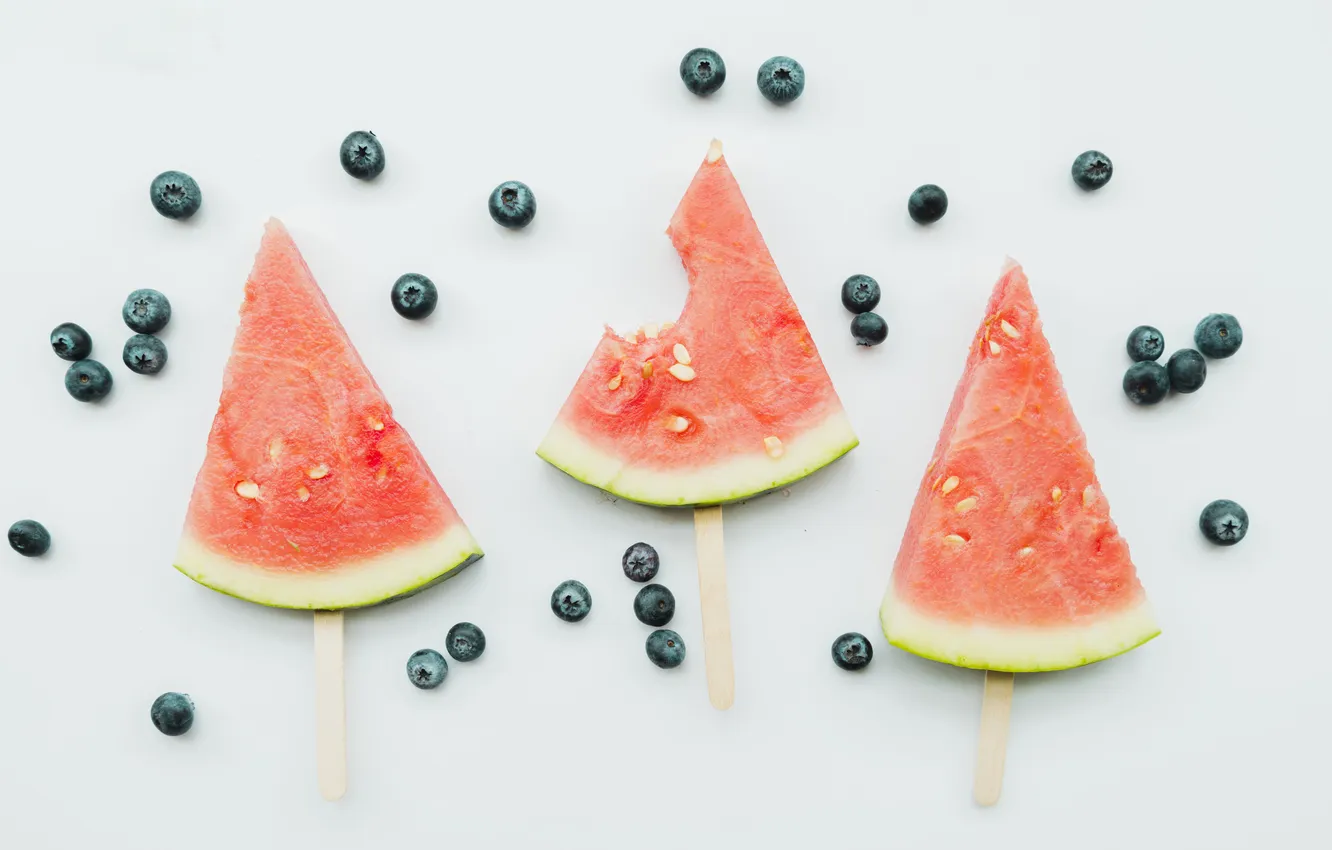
[536,409,859,507]
[174,523,483,610]
[879,582,1160,672]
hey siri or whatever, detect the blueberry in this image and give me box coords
[1194,313,1243,359]
[65,360,113,402]
[445,622,486,662]
[756,56,805,104]
[633,584,676,627]
[1126,325,1165,362]
[390,273,438,320]
[645,629,686,669]
[150,692,195,736]
[340,130,386,180]
[831,632,874,671]
[1122,361,1169,405]
[551,579,591,622]
[621,542,660,582]
[488,181,537,229]
[680,48,726,96]
[1071,150,1113,191]
[1199,499,1249,546]
[907,184,948,224]
[50,322,92,361]
[1166,348,1207,393]
[123,334,168,375]
[841,274,881,314]
[406,649,448,689]
[123,289,172,334]
[7,520,51,557]
[851,312,888,346]
[149,171,202,220]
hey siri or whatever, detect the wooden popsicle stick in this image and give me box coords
[973,670,1015,806]
[314,610,347,801]
[693,505,735,710]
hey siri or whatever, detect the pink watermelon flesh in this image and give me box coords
[879,261,1158,671]
[537,141,858,506]
[175,219,482,609]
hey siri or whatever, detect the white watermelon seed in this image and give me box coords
[642,361,653,378]
[763,436,784,458]
[607,375,622,391]
[1000,319,1020,338]
[307,464,330,479]
[954,496,978,514]
[643,323,660,339]
[943,534,967,547]
[661,321,675,331]
[1051,486,1063,503]
[668,416,690,433]
[989,340,1002,355]
[369,418,384,431]
[297,486,311,502]
[673,343,692,365]
[1018,546,1035,557]
[235,480,259,499]
[668,363,696,382]
[941,476,960,495]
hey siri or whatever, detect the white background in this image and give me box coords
[1,1,1329,847]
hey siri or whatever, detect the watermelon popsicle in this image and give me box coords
[538,140,859,708]
[175,220,483,798]
[878,260,1158,803]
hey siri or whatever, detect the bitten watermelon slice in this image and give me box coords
[174,219,482,609]
[538,141,858,506]
[879,261,1158,671]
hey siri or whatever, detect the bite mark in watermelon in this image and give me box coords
[537,141,858,506]
[174,219,482,609]
[879,261,1158,672]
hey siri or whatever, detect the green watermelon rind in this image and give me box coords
[173,525,484,610]
[536,410,859,507]
[879,584,1161,673]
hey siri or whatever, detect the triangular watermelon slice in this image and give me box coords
[175,219,482,609]
[880,261,1158,671]
[537,141,858,506]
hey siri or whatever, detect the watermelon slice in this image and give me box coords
[879,261,1158,672]
[174,219,482,609]
[537,141,858,506]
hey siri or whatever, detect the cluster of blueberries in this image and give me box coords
[1122,313,1242,405]
[49,287,172,403]
[840,274,889,347]
[549,542,686,669]
[679,48,806,104]
[405,622,487,691]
